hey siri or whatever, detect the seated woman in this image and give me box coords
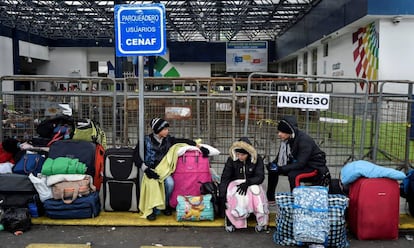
[218,137,269,233]
[266,115,331,203]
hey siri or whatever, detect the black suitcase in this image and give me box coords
[43,191,100,219]
[48,140,96,177]
[0,174,38,209]
[103,147,139,212]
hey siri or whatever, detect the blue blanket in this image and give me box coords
[340,160,406,185]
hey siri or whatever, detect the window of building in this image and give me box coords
[303,52,308,75]
[323,43,328,57]
[312,48,317,75]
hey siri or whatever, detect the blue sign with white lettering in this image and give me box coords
[115,4,166,56]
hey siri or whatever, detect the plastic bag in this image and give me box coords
[0,208,31,233]
[28,173,53,202]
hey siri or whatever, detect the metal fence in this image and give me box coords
[1,74,413,177]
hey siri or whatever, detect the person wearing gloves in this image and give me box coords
[218,137,269,233]
[133,117,209,221]
[266,115,331,203]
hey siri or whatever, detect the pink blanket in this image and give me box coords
[225,179,269,229]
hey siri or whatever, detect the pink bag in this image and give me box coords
[170,150,212,208]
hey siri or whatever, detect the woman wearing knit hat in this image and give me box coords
[266,115,331,203]
[133,117,209,221]
[218,137,268,233]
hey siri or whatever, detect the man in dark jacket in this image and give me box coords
[266,115,331,202]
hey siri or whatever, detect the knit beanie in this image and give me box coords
[277,120,293,134]
[150,118,169,134]
[235,137,252,154]
[235,148,249,154]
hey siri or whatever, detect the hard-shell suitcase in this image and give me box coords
[103,147,139,212]
[43,191,100,219]
[348,177,400,240]
[170,150,212,208]
[48,140,96,177]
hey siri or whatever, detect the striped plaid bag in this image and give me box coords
[273,193,349,248]
[273,193,299,246]
[327,194,349,248]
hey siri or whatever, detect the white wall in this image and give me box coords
[378,18,414,80]
[173,62,211,77]
[19,41,49,60]
[0,36,14,91]
[37,47,88,76]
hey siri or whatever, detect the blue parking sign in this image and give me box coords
[115,4,166,56]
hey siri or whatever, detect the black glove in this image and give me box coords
[144,168,160,179]
[199,146,210,157]
[236,182,248,195]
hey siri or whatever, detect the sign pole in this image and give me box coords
[114,3,166,159]
[138,56,145,161]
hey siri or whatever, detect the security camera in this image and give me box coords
[392,16,402,24]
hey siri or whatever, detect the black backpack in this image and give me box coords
[36,114,75,139]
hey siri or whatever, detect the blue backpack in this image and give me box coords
[400,169,414,216]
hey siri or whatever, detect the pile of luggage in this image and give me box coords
[0,114,221,234]
[0,115,108,233]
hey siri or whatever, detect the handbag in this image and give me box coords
[51,175,96,204]
[199,181,219,215]
[176,194,214,221]
[13,153,46,176]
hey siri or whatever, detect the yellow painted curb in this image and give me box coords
[32,212,277,227]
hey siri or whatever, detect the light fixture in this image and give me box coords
[392,16,402,24]
[27,57,32,63]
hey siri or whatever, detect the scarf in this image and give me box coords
[277,140,291,167]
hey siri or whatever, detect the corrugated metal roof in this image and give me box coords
[0,0,321,42]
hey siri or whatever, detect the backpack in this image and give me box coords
[401,169,414,216]
[36,115,74,146]
[72,119,107,149]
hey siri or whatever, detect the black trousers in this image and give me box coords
[266,167,321,201]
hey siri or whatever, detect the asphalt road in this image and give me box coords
[0,225,413,248]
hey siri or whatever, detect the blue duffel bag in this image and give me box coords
[43,191,100,219]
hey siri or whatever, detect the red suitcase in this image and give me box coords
[348,177,400,240]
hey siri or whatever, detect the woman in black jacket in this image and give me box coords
[266,115,331,202]
[218,137,268,233]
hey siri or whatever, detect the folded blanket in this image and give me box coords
[41,157,86,176]
[340,160,406,185]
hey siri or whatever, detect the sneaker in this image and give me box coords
[255,224,268,233]
[308,244,325,248]
[146,212,156,221]
[225,217,235,233]
[225,224,235,233]
[163,208,172,216]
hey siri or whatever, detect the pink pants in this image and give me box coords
[225,179,269,229]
